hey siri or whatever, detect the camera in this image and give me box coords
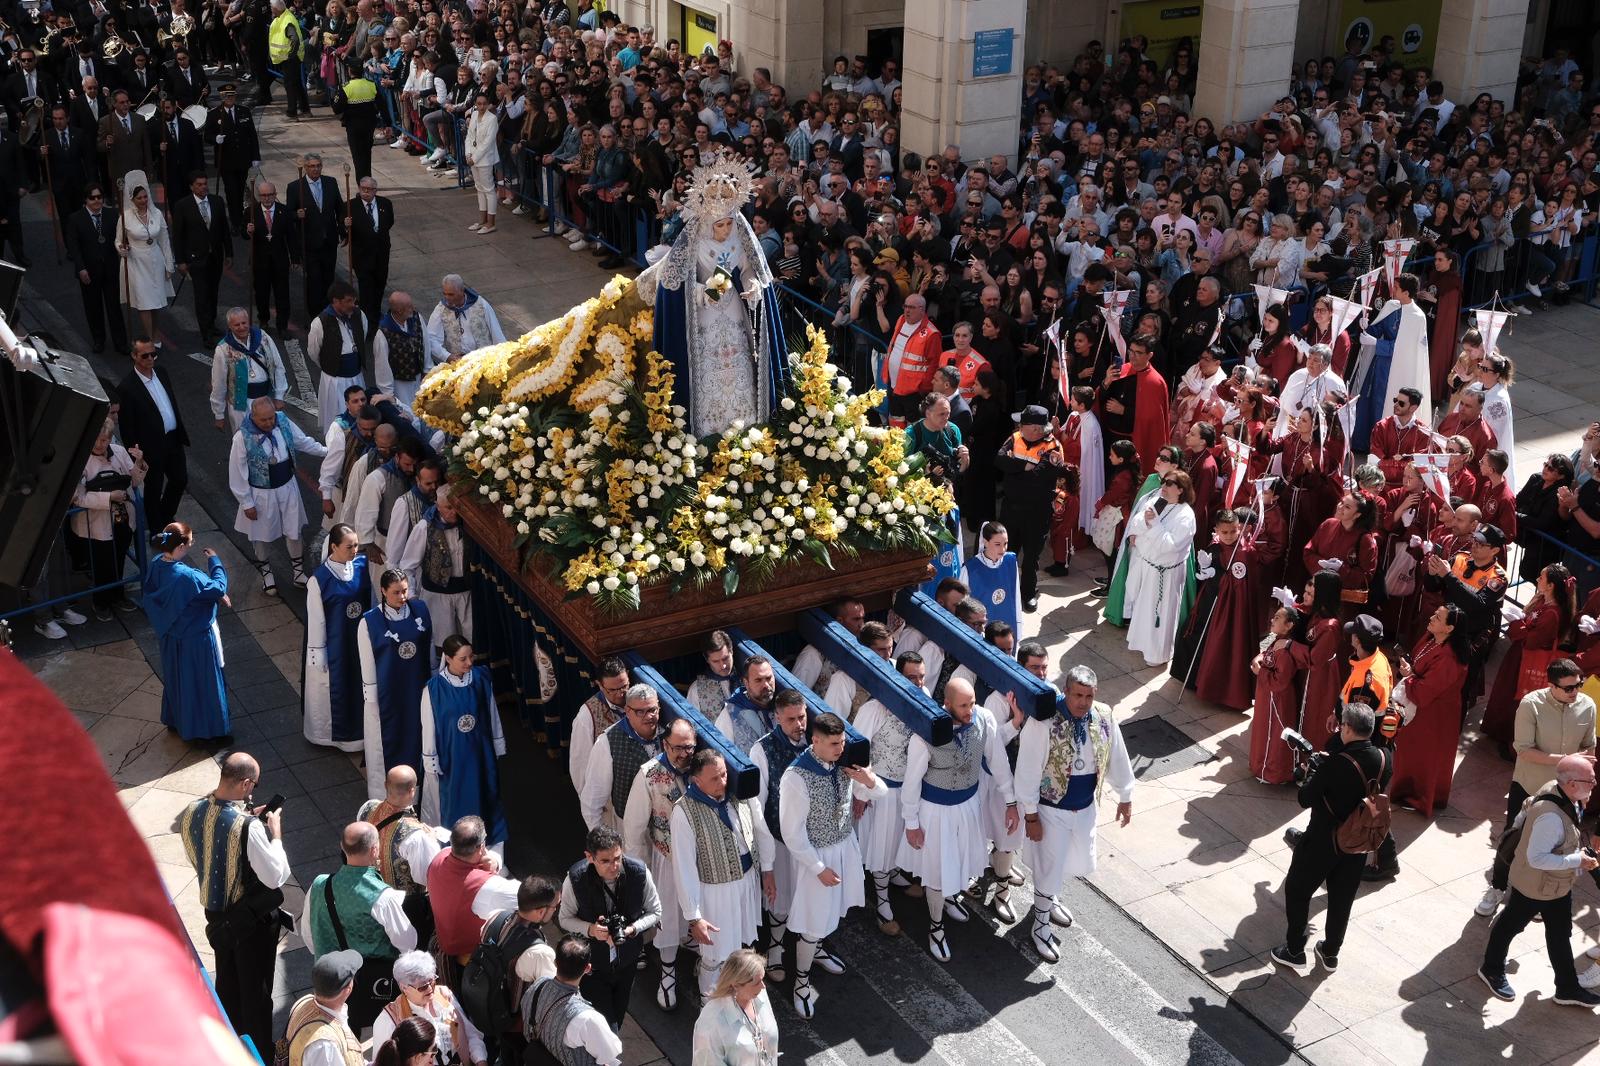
[604,913,628,942]
[1281,728,1326,783]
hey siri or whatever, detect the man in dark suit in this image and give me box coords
[204,85,260,235]
[97,88,152,191]
[3,48,63,129]
[285,152,344,322]
[116,337,190,532]
[246,178,294,331]
[69,76,109,147]
[347,174,393,334]
[63,183,126,353]
[38,102,93,219]
[163,47,209,108]
[0,120,28,267]
[828,114,864,184]
[170,171,233,344]
[120,49,161,103]
[150,95,203,210]
[1271,696,1393,975]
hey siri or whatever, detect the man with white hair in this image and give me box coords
[228,396,329,593]
[427,273,506,362]
[621,717,697,1010]
[1012,665,1136,962]
[1275,344,1348,436]
[370,950,489,1063]
[579,683,664,830]
[374,291,445,409]
[209,306,289,431]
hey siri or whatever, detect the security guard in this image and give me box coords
[995,404,1065,613]
[267,0,310,120]
[334,74,379,181]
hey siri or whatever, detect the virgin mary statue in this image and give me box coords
[648,157,788,439]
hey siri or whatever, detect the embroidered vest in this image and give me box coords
[922,716,988,802]
[869,710,913,787]
[680,793,755,885]
[227,343,272,410]
[339,429,374,494]
[789,755,852,850]
[357,798,426,893]
[382,989,470,1064]
[382,321,426,382]
[374,462,411,537]
[285,996,364,1066]
[1037,705,1114,810]
[317,310,367,377]
[440,300,491,358]
[422,521,467,593]
[179,795,252,911]
[310,864,397,959]
[757,731,806,841]
[584,693,621,740]
[241,413,296,489]
[641,757,684,856]
[530,980,600,1066]
[723,691,777,754]
[606,723,656,819]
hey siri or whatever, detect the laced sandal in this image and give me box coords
[814,945,846,975]
[875,899,900,937]
[943,897,971,923]
[655,970,677,1011]
[992,887,1017,924]
[1031,921,1060,963]
[259,564,277,596]
[928,920,951,962]
[290,560,308,588]
[764,951,786,984]
[1051,901,1074,928]
[792,979,816,1019]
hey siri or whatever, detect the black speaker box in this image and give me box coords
[0,344,110,591]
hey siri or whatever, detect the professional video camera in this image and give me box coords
[1281,727,1326,784]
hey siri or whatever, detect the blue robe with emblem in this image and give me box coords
[961,551,1020,632]
[362,600,434,781]
[427,664,507,844]
[921,506,963,598]
[143,554,231,740]
[314,554,370,744]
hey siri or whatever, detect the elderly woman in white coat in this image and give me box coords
[70,416,147,619]
[691,949,779,1066]
[463,91,501,234]
[1121,469,1197,667]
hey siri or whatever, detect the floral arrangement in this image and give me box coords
[425,303,955,613]
[704,266,733,302]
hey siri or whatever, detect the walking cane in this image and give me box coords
[116,178,135,342]
[295,160,307,298]
[246,202,257,329]
[342,162,352,277]
[41,145,62,264]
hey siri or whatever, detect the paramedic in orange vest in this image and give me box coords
[884,294,943,427]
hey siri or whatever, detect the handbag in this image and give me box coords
[1383,546,1416,598]
[1090,504,1124,556]
[85,469,132,493]
[322,876,397,1030]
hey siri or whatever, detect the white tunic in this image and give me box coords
[1358,299,1433,424]
[852,700,910,874]
[981,692,1024,851]
[1122,502,1196,666]
[226,419,328,542]
[354,462,407,555]
[306,310,372,436]
[567,696,624,797]
[621,761,688,949]
[209,334,289,428]
[578,729,660,830]
[777,760,889,938]
[896,707,1013,894]
[426,296,507,359]
[303,557,365,752]
[1013,703,1137,888]
[668,795,771,966]
[747,740,797,912]
[117,203,174,311]
[1069,410,1105,532]
[373,325,446,409]
[1274,367,1348,437]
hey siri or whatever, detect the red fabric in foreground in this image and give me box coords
[0,647,243,1064]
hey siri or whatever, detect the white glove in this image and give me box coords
[1393,681,1417,725]
[1401,508,1416,527]
[1409,534,1423,549]
[1318,558,1344,572]
[1196,567,1217,581]
[1221,403,1241,424]
[1580,615,1600,637]
[1502,602,1525,623]
[1196,550,1213,571]
[1271,586,1297,609]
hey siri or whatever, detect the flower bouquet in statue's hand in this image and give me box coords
[704,266,733,302]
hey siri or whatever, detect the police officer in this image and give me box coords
[334,73,379,181]
[178,751,292,1057]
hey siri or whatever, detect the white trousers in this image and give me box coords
[1023,805,1099,900]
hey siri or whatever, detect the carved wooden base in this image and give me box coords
[456,490,934,662]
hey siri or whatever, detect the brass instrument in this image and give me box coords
[102,33,124,58]
[159,12,194,46]
[17,98,45,143]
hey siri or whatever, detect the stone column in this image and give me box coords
[1193,0,1301,126]
[1433,0,1529,106]
[901,0,1028,166]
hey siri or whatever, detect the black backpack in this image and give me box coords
[458,910,519,1035]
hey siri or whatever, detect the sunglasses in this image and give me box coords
[1556,682,1582,693]
[1160,479,1180,487]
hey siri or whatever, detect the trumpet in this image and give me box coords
[102,33,124,58]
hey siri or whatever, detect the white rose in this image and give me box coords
[586,580,601,595]
[503,504,515,518]
[670,557,686,572]
[517,521,530,535]
[690,550,707,566]
[602,575,621,591]
[593,514,608,528]
[781,397,796,410]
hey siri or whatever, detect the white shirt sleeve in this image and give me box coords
[713,707,736,746]
[425,306,447,355]
[1103,710,1137,804]
[567,1007,622,1066]
[568,704,595,795]
[354,468,385,547]
[791,645,824,689]
[1014,716,1049,816]
[778,771,823,876]
[470,874,523,919]
[208,345,229,420]
[980,707,1016,805]
[319,423,346,499]
[397,517,429,578]
[373,886,418,952]
[398,823,444,890]
[226,433,255,511]
[384,497,414,565]
[578,732,613,829]
[620,765,652,861]
[299,882,320,955]
[245,818,292,889]
[372,330,394,395]
[302,1039,346,1066]
[900,735,931,831]
[822,671,853,716]
[368,1007,397,1058]
[305,574,328,671]
[482,301,507,344]
[267,337,290,401]
[746,748,775,872]
[291,418,329,459]
[306,315,326,367]
[420,688,439,775]
[359,622,380,750]
[668,804,705,923]
[513,941,557,985]
[490,699,505,759]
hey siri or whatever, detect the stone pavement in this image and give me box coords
[15,99,1600,1063]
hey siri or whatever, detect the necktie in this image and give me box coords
[368,201,377,228]
[227,108,234,122]
[92,213,101,238]
[170,121,178,141]
[199,197,210,225]
[122,115,130,134]
[59,130,67,148]
[310,180,321,209]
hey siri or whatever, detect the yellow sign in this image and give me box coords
[1119,1,1204,72]
[1338,0,1444,69]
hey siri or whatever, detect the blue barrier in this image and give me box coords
[893,589,1058,720]
[621,652,760,800]
[0,494,150,625]
[793,609,953,745]
[725,626,871,765]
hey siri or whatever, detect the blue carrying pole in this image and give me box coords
[793,610,954,746]
[620,654,759,801]
[725,627,872,765]
[893,589,1058,720]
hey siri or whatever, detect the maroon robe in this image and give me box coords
[1194,540,1260,710]
[1303,518,1379,602]
[1302,322,1353,378]
[1389,638,1468,817]
[1577,587,1600,676]
[1379,487,1441,638]
[1112,363,1170,477]
[1250,637,1309,784]
[1299,616,1345,751]
[1185,448,1220,551]
[1437,411,1498,463]
[1259,337,1300,387]
[1368,416,1434,490]
[1482,598,1563,745]
[1474,475,1518,549]
[1268,432,1344,588]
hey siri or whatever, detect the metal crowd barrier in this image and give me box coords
[0,494,150,624]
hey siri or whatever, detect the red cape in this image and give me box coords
[1389,639,1468,817]
[1195,541,1261,710]
[1121,363,1170,477]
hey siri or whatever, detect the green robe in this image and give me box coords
[1102,473,1198,630]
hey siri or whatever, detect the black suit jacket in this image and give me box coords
[247,200,295,266]
[204,104,260,172]
[116,365,190,452]
[346,194,393,271]
[163,63,209,108]
[120,63,160,105]
[170,193,232,264]
[286,174,345,252]
[39,125,94,194]
[3,70,63,123]
[64,204,121,280]
[70,93,110,143]
[150,114,204,187]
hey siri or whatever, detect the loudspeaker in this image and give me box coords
[0,345,110,591]
[0,259,24,322]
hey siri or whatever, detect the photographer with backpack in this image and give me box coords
[458,875,561,1066]
[1271,700,1392,977]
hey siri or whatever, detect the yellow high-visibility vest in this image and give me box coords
[268,10,303,63]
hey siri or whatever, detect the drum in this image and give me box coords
[135,103,157,121]
[182,104,209,130]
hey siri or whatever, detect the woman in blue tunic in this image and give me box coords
[420,635,507,843]
[142,522,232,742]
[303,523,371,751]
[358,568,434,801]
[960,521,1021,633]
